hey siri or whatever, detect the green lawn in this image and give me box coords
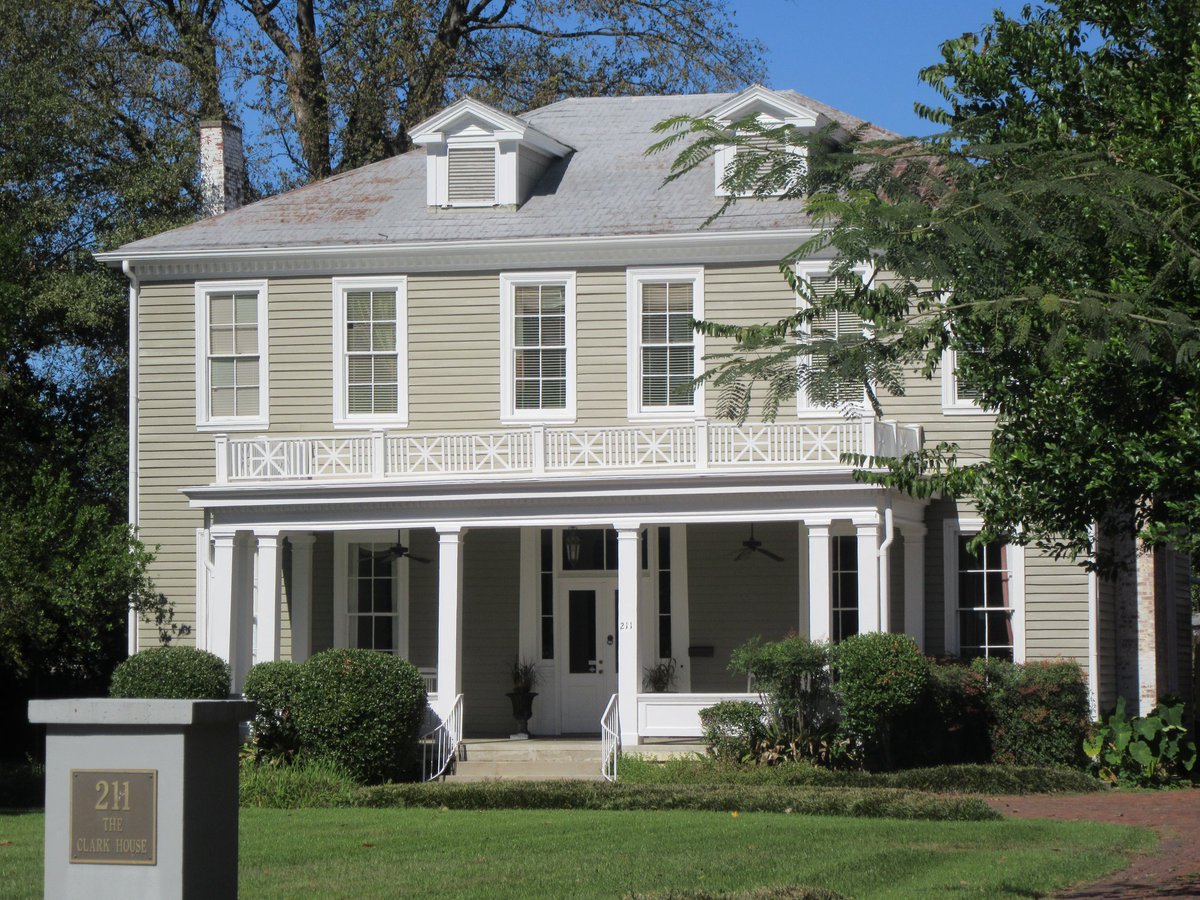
[0,807,1154,898]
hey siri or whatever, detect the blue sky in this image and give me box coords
[735,0,1032,135]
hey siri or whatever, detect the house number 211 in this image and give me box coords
[95,780,132,811]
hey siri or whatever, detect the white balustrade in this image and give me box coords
[218,418,920,484]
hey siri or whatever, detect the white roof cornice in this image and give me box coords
[409,96,573,156]
[705,85,826,127]
[96,228,821,281]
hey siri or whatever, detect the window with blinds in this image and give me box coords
[447,146,497,204]
[345,288,399,416]
[805,275,865,407]
[207,290,260,418]
[514,283,567,410]
[640,281,695,407]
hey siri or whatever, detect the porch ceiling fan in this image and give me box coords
[369,531,431,565]
[734,524,784,563]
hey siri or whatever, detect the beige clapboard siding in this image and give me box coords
[1024,549,1089,665]
[575,269,628,424]
[408,273,502,429]
[686,522,800,691]
[407,529,439,670]
[269,277,334,429]
[137,279,210,648]
[460,529,521,735]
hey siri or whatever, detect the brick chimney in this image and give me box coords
[199,121,245,217]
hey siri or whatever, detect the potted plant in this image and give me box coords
[642,657,677,693]
[507,658,539,739]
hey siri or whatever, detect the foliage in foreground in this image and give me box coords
[355,780,999,821]
[238,756,360,809]
[1085,696,1197,788]
[618,756,1103,795]
[245,650,427,784]
[109,645,230,699]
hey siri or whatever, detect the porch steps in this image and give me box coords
[443,738,706,781]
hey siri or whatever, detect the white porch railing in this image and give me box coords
[601,693,620,783]
[420,694,462,782]
[636,692,760,738]
[417,667,437,695]
[215,420,922,483]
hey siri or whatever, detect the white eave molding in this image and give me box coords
[704,85,827,130]
[408,96,573,158]
[94,228,820,281]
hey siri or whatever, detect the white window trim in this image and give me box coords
[332,530,410,659]
[942,518,1026,661]
[793,261,871,419]
[941,348,990,415]
[332,276,409,428]
[194,279,269,431]
[714,114,807,198]
[626,266,705,421]
[499,271,577,424]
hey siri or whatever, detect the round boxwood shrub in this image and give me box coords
[292,649,427,784]
[832,633,928,770]
[109,645,231,699]
[244,660,304,762]
[699,700,766,763]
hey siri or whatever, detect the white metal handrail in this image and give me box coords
[420,694,463,782]
[601,693,620,782]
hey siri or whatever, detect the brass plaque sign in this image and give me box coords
[69,769,157,865]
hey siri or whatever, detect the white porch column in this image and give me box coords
[208,532,237,671]
[436,527,464,715]
[807,522,832,642]
[287,533,316,663]
[616,523,641,745]
[901,525,927,651]
[856,521,881,633]
[255,532,282,665]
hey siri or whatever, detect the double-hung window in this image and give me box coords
[794,263,867,414]
[333,531,410,658]
[627,267,704,418]
[500,272,576,422]
[941,348,987,414]
[944,521,1025,660]
[195,280,268,429]
[332,277,407,426]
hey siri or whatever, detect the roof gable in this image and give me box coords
[705,85,825,128]
[409,97,572,157]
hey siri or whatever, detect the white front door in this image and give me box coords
[559,579,618,733]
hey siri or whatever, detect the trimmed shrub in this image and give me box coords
[293,649,426,784]
[355,780,1000,821]
[699,700,765,763]
[239,755,359,808]
[109,645,230,699]
[618,755,1103,794]
[975,658,1089,768]
[243,660,303,762]
[832,633,928,770]
[920,661,991,765]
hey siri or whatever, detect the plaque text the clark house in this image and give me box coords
[70,769,157,865]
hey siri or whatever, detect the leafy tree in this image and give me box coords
[236,0,766,181]
[655,1,1200,564]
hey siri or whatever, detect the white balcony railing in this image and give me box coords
[214,419,922,484]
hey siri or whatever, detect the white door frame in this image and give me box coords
[557,576,618,733]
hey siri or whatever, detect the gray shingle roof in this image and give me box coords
[112,91,896,256]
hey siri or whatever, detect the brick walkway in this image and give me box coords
[986,790,1200,898]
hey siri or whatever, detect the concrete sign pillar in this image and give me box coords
[29,699,254,900]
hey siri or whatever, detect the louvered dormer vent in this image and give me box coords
[447,146,497,205]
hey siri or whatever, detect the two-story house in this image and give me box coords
[98,86,1191,748]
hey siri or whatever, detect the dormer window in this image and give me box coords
[447,146,497,206]
[705,86,829,198]
[410,97,571,210]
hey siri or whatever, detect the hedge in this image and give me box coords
[109,645,230,699]
[243,660,303,762]
[355,780,1000,821]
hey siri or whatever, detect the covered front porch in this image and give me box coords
[189,472,929,745]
